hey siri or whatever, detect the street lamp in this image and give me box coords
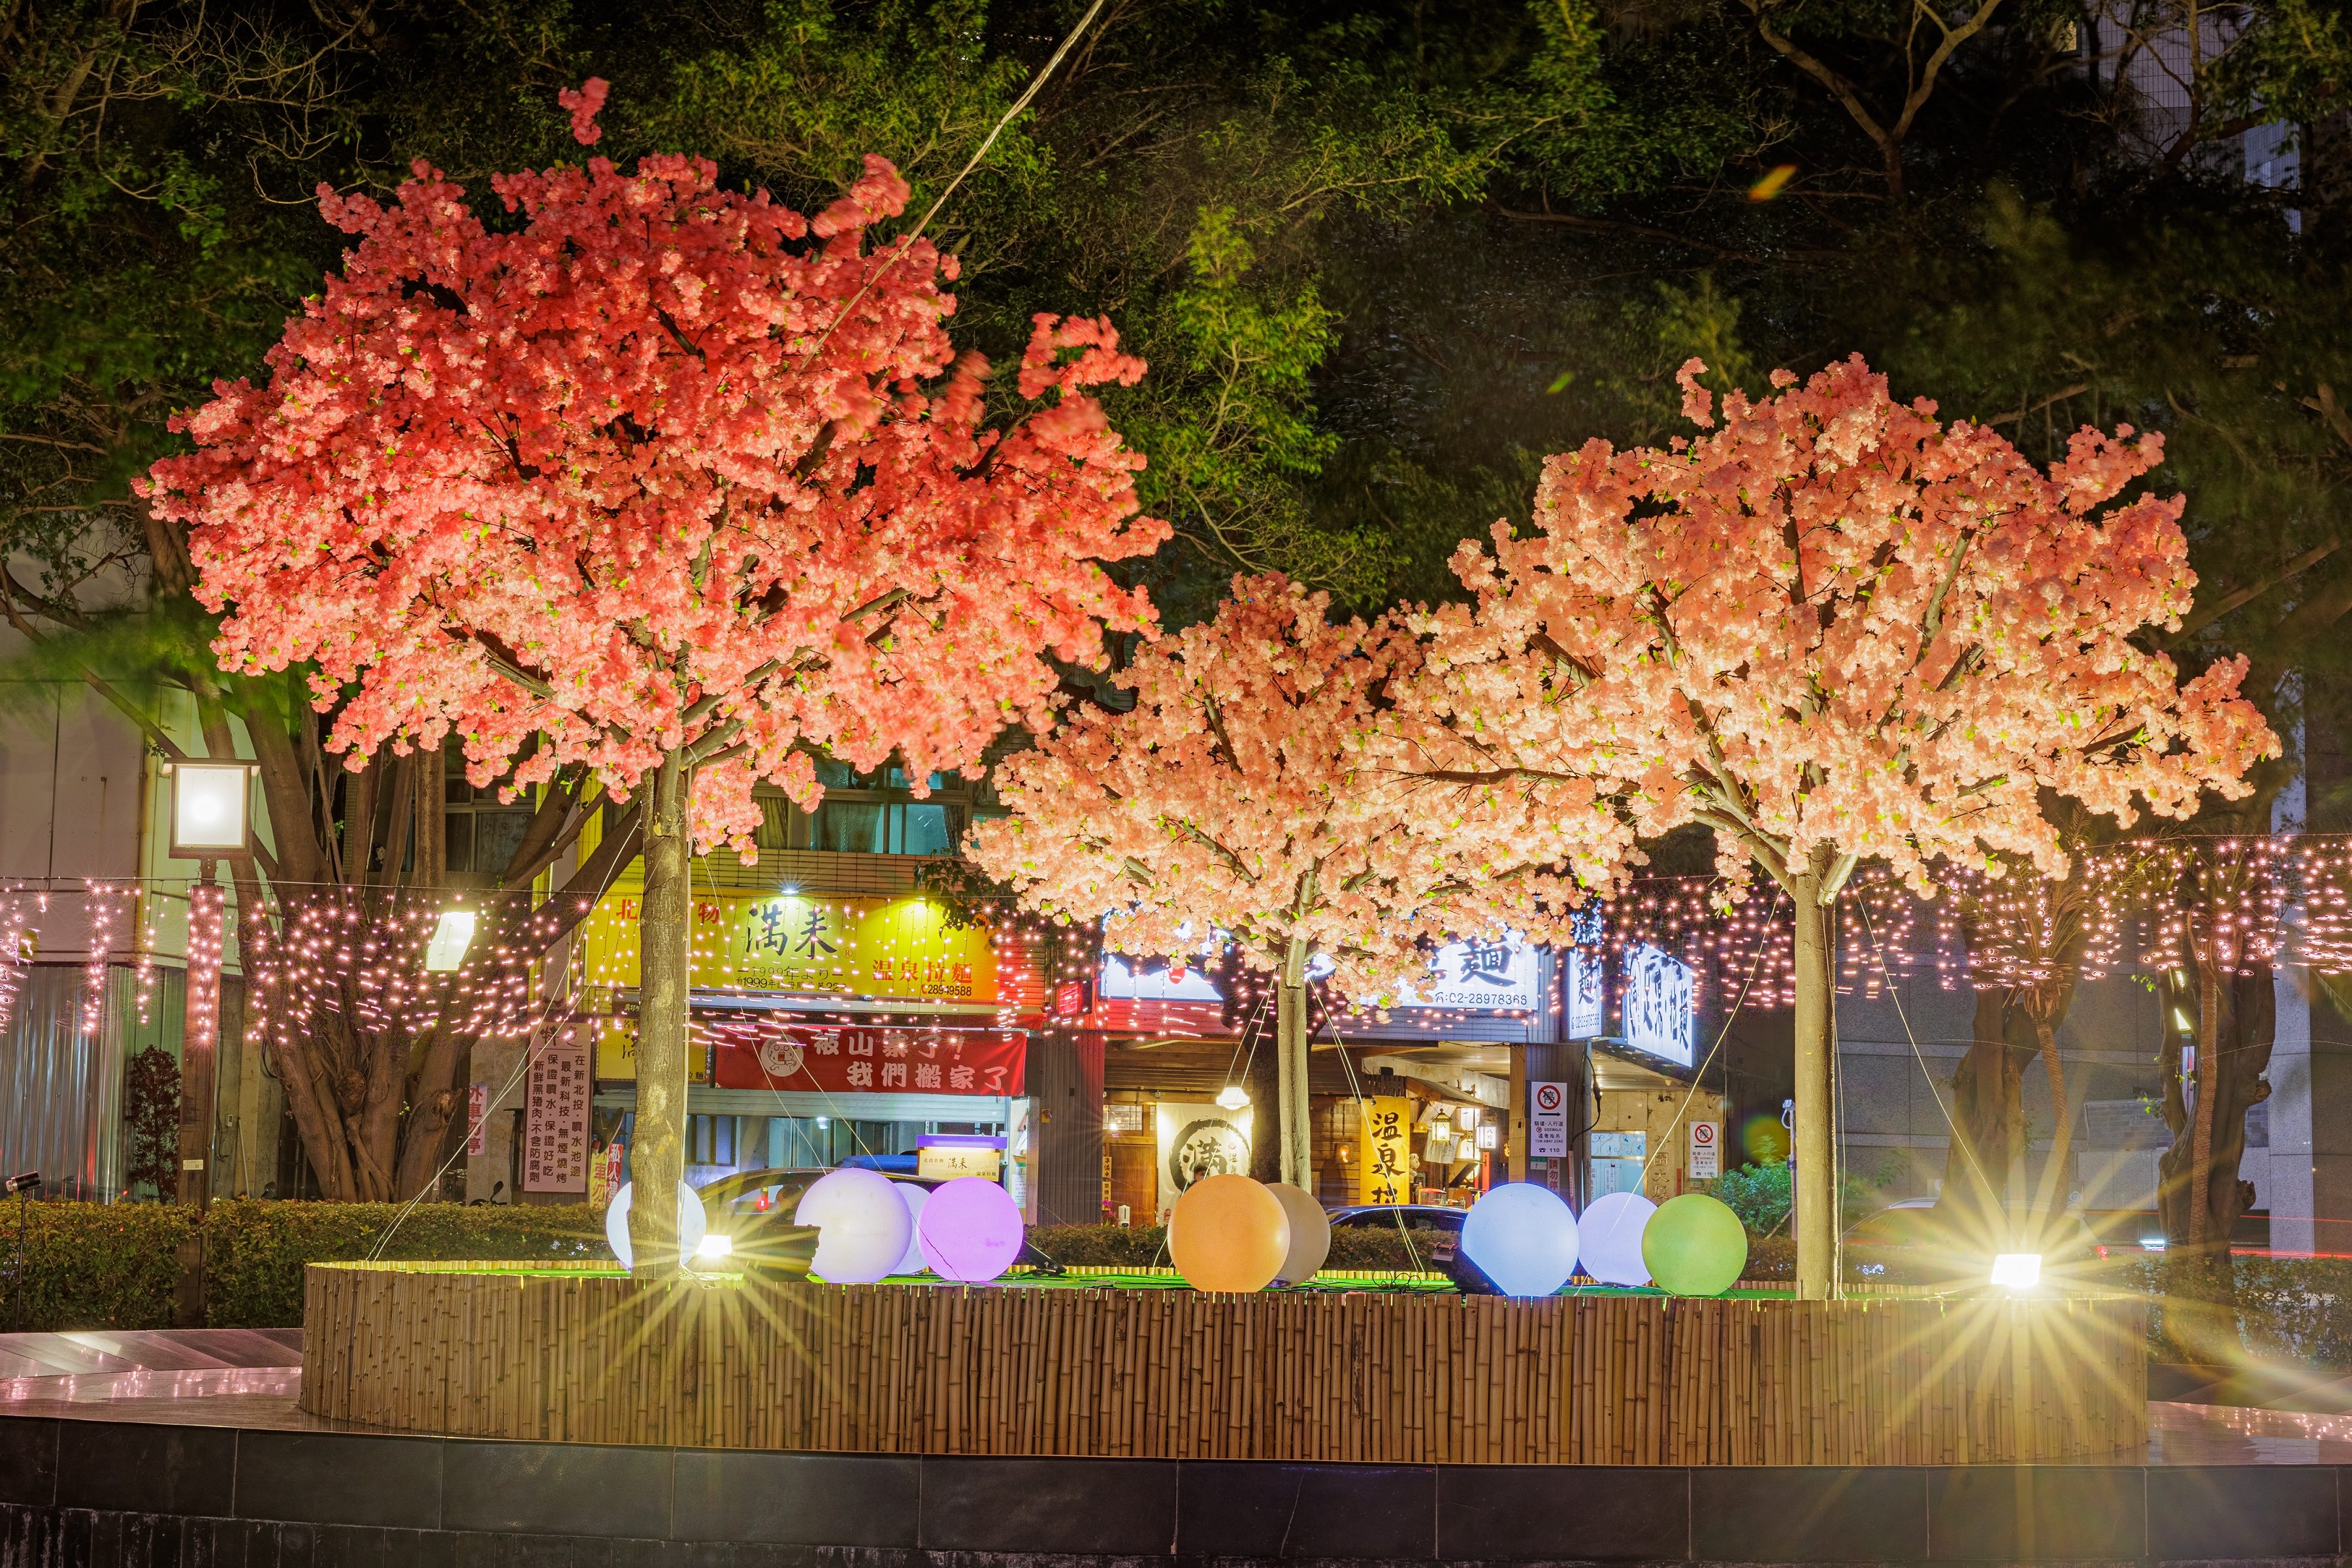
[163,760,254,1213]
[167,760,253,859]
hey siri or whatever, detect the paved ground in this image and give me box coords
[0,1328,335,1431]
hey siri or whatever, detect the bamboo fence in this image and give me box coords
[300,1262,2147,1465]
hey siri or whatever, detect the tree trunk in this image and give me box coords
[1938,992,2032,1222]
[2156,954,2273,1358]
[630,751,693,1278]
[1789,869,1837,1300]
[1277,936,1310,1190]
[2028,1008,2072,1223]
[2189,938,2220,1247]
[391,1023,473,1201]
[1938,988,2020,1224]
[1245,1016,1281,1186]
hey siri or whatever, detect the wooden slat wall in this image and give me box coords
[299,1264,2148,1465]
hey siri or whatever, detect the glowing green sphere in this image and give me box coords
[1641,1193,1748,1297]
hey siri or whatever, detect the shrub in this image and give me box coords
[204,1199,607,1327]
[122,1047,180,1202]
[0,1200,195,1331]
[12,1195,2352,1372]
[1710,1164,1892,1237]
[1714,1165,1791,1235]
[1738,1237,1947,1286]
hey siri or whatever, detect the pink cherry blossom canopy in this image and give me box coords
[970,574,1624,1003]
[1393,355,2277,895]
[145,123,1168,853]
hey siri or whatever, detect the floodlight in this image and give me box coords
[1989,1252,2042,1290]
[425,909,477,972]
[167,761,254,858]
[693,1233,734,1263]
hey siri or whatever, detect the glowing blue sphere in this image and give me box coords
[1460,1183,1579,1297]
[1577,1190,1658,1286]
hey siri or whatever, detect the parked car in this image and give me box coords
[1844,1198,2105,1286]
[691,1166,1063,1277]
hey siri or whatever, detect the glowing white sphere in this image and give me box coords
[916,1177,1026,1282]
[794,1167,913,1284]
[1461,1183,1579,1297]
[604,1181,708,1271]
[1265,1183,1331,1284]
[895,1183,932,1275]
[1577,1190,1658,1286]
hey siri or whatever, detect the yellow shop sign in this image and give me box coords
[579,892,1000,1005]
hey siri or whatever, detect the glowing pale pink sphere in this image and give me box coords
[794,1167,912,1284]
[916,1177,1026,1282]
[895,1182,931,1275]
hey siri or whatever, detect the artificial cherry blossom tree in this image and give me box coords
[1397,357,2276,1298]
[970,574,1627,1189]
[145,86,1167,1274]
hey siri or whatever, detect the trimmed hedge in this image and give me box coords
[0,1200,195,1331]
[10,1198,2352,1368]
[0,1199,608,1331]
[203,1199,608,1328]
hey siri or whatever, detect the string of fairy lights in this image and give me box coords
[12,833,2352,1046]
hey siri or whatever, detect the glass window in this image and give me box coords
[900,803,954,856]
[444,814,476,873]
[754,796,796,853]
[472,809,534,879]
[815,800,887,853]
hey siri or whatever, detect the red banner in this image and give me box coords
[710,1022,1026,1098]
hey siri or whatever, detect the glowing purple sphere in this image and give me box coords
[916,1176,1025,1282]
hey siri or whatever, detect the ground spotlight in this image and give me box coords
[1989,1252,2042,1290]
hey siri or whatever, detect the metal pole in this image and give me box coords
[12,1187,25,1334]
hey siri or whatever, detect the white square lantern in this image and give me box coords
[167,761,255,859]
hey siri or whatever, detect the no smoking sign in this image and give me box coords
[1688,1118,1720,1180]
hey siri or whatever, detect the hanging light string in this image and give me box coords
[1628,885,1785,1199]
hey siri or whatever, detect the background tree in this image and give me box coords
[1933,832,2166,1230]
[1397,355,2274,1297]
[11,0,2352,1237]
[970,572,1618,1189]
[145,96,1166,1271]
[122,1045,182,1202]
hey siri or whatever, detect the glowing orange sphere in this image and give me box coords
[1169,1175,1290,1293]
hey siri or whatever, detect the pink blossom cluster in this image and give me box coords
[144,139,1168,853]
[966,575,1621,1004]
[1389,355,2278,896]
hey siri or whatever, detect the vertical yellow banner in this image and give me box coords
[1358,1096,1413,1205]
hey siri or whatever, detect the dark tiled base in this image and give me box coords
[1,1414,2346,1566]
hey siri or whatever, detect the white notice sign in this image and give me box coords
[1529,1081,1569,1160]
[1689,1119,1721,1181]
[522,1041,591,1194]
